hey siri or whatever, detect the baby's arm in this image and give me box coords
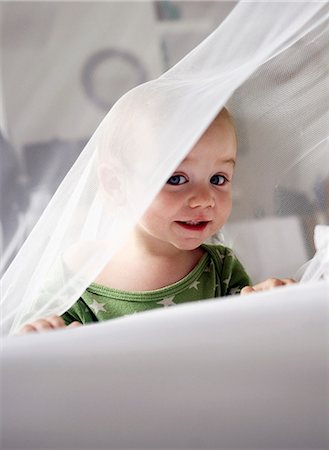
[240,278,296,295]
[17,316,81,334]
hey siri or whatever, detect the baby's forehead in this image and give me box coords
[181,152,236,166]
[184,133,237,162]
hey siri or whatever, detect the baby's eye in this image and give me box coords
[210,174,227,186]
[166,174,188,185]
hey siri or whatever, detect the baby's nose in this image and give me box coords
[188,188,215,208]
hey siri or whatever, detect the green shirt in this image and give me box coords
[62,244,251,325]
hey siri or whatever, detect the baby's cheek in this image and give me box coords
[219,190,232,207]
[156,190,183,210]
[216,195,232,221]
[139,202,166,230]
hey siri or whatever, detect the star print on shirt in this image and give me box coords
[188,280,200,290]
[89,299,106,314]
[216,250,225,262]
[229,287,241,295]
[157,296,176,307]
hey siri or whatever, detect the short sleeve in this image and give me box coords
[61,298,98,325]
[220,247,252,296]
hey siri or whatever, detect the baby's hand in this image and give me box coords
[16,315,81,335]
[240,278,296,295]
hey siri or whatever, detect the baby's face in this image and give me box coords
[137,114,237,251]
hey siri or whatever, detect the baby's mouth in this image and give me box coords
[175,220,209,231]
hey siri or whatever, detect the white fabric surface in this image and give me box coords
[2,280,328,449]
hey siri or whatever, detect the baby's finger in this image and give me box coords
[240,286,255,295]
[253,278,285,291]
[17,323,38,335]
[31,319,57,332]
[46,316,66,329]
[281,278,296,285]
[66,321,82,329]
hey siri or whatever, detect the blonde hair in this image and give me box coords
[210,107,237,147]
[214,106,235,128]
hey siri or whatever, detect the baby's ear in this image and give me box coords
[97,163,118,194]
[97,163,126,210]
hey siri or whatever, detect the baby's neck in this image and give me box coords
[94,235,205,291]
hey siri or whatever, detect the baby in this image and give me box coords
[18,108,294,333]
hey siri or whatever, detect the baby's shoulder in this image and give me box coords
[201,243,235,261]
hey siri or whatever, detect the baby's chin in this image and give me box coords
[171,238,205,251]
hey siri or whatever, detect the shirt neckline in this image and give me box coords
[86,246,211,301]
